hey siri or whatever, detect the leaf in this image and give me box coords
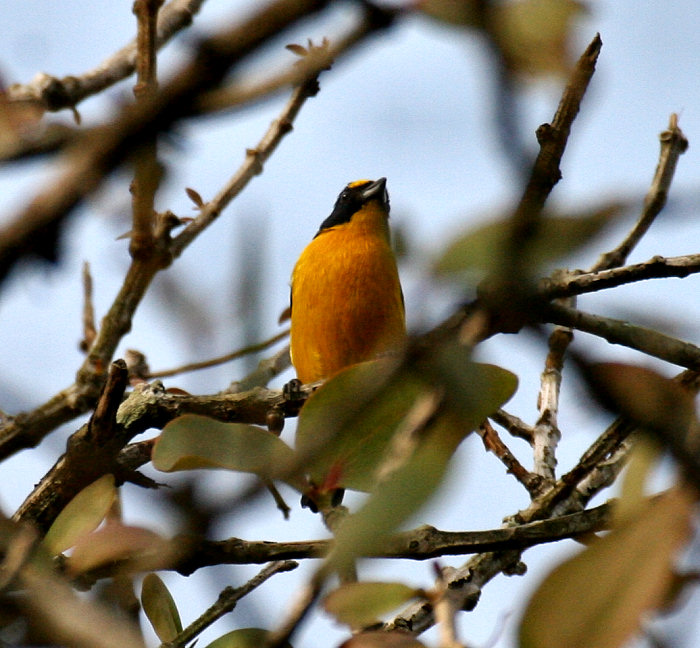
[494,0,587,77]
[323,582,422,627]
[295,358,426,493]
[68,523,172,575]
[588,363,697,439]
[340,632,426,648]
[417,343,518,432]
[185,187,204,207]
[329,439,454,569]
[616,437,662,521]
[519,486,696,648]
[435,204,621,279]
[42,474,116,556]
[296,355,516,496]
[203,628,292,648]
[141,573,182,642]
[152,415,302,489]
[418,0,480,27]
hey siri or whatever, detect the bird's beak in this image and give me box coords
[360,177,388,208]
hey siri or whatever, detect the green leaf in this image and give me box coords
[141,573,182,643]
[330,439,454,569]
[494,0,587,77]
[203,628,292,648]
[519,486,695,648]
[323,582,422,627]
[417,343,518,433]
[435,204,621,279]
[152,415,302,489]
[296,355,516,498]
[326,352,516,567]
[42,474,116,556]
[295,358,426,493]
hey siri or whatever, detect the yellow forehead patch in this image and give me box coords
[347,179,371,188]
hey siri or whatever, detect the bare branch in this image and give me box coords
[489,409,534,444]
[7,0,207,112]
[540,253,700,299]
[594,113,689,270]
[477,421,543,496]
[543,302,700,370]
[166,561,298,648]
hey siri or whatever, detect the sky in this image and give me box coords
[1,1,700,647]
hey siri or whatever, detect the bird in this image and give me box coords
[289,178,406,384]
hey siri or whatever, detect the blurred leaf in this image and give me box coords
[588,363,698,439]
[330,438,454,569]
[141,573,182,642]
[435,204,621,279]
[296,358,426,493]
[495,0,587,77]
[340,631,426,647]
[419,0,586,78]
[152,415,302,489]
[418,343,518,432]
[519,486,696,648]
[68,523,171,575]
[42,474,116,556]
[418,0,480,27]
[323,582,422,627]
[203,628,292,648]
[616,437,662,522]
[296,356,516,496]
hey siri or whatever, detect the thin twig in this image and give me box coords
[130,0,163,259]
[148,329,289,379]
[225,345,292,393]
[79,261,97,352]
[477,421,543,496]
[506,33,602,271]
[489,409,534,444]
[169,65,323,258]
[96,503,611,578]
[593,114,689,271]
[164,561,298,648]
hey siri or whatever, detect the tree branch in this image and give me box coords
[7,0,206,112]
[540,253,700,300]
[165,561,298,648]
[593,113,689,270]
[543,302,700,370]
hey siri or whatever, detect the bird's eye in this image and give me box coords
[341,191,349,201]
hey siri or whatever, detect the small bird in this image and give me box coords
[290,178,406,384]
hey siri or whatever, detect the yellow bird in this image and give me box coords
[290,178,406,384]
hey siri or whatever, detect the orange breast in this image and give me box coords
[290,222,405,384]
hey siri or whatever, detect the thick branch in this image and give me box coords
[13,380,314,533]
